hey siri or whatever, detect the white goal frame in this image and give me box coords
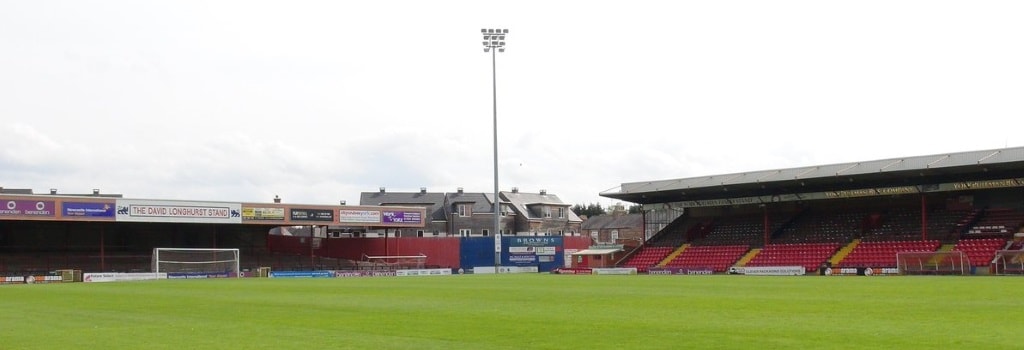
[361,254,427,270]
[152,248,241,277]
[896,251,967,275]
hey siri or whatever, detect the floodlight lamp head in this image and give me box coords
[498,48,504,53]
[481,29,487,33]
[488,29,495,33]
[484,48,490,52]
[503,29,509,33]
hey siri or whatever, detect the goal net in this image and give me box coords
[152,248,241,277]
[992,250,1024,275]
[896,251,967,275]
[361,254,427,270]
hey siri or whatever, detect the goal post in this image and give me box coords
[992,250,1024,275]
[361,254,427,270]
[896,251,967,275]
[152,248,241,278]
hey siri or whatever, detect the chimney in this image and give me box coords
[539,189,547,195]
[92,189,100,196]
[50,188,57,195]
[273,195,281,203]
[457,187,464,194]
[379,187,386,193]
[339,200,347,205]
[420,187,427,194]
[512,187,519,193]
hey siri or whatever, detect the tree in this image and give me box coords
[628,204,642,214]
[571,202,605,218]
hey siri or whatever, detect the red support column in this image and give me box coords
[921,195,928,241]
[100,226,106,272]
[763,205,770,246]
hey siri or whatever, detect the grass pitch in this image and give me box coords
[1,274,1021,349]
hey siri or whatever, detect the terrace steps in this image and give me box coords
[735,248,761,267]
[830,239,860,265]
[659,244,689,267]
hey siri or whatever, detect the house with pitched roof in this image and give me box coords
[356,187,581,237]
[501,188,582,236]
[358,187,448,237]
[581,210,644,244]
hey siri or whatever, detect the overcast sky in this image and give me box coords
[2,1,1022,207]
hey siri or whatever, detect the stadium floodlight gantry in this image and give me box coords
[481,27,509,271]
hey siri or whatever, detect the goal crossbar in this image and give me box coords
[152,248,241,277]
[361,254,427,270]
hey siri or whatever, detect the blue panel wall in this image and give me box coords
[460,236,567,272]
[459,237,495,270]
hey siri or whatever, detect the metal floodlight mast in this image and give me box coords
[481,28,508,272]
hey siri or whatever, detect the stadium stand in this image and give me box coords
[620,246,674,273]
[663,245,749,272]
[772,208,870,244]
[963,208,1024,238]
[953,238,1008,267]
[745,242,842,273]
[837,240,942,268]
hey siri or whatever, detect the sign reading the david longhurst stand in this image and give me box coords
[62,202,115,218]
[289,208,334,222]
[382,210,422,224]
[0,200,56,217]
[115,199,242,223]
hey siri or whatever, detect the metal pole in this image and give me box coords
[492,45,501,272]
[482,28,507,273]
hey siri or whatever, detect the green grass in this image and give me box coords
[1,274,1021,349]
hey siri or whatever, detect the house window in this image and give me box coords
[417,230,425,237]
[558,230,564,236]
[500,204,508,216]
[458,204,468,217]
[482,229,490,236]
[557,207,565,218]
[543,207,551,218]
[459,228,471,237]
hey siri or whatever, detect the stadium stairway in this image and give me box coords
[830,239,861,266]
[735,248,761,267]
[927,244,958,265]
[659,244,689,267]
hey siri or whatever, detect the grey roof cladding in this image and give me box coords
[361,189,581,222]
[580,213,643,230]
[359,191,448,221]
[604,146,1024,202]
[501,191,583,222]
[447,192,493,213]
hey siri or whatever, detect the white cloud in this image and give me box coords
[1,1,1023,206]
